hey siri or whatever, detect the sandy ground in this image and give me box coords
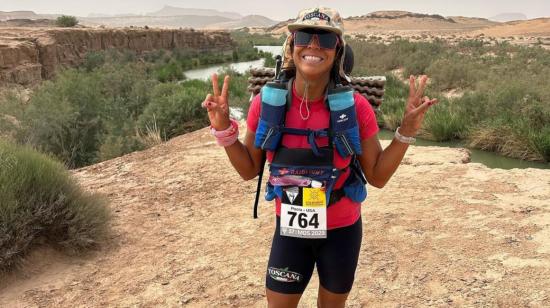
[1,124,549,307]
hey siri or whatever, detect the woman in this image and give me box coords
[202,7,438,308]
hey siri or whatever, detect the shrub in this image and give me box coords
[426,57,480,91]
[0,141,110,272]
[528,126,550,162]
[378,75,409,130]
[468,122,543,161]
[154,59,184,82]
[19,63,155,168]
[0,90,25,141]
[404,52,433,76]
[82,51,105,72]
[262,51,277,68]
[56,15,79,27]
[422,101,468,141]
[137,81,209,138]
[22,70,105,168]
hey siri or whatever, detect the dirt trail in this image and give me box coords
[1,124,549,307]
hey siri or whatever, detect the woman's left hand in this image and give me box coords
[399,75,439,137]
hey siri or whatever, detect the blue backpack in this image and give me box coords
[252,77,368,218]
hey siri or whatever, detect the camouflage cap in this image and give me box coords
[287,7,345,36]
[284,7,350,83]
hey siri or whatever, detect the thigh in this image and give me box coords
[316,217,363,294]
[266,217,315,295]
[266,288,302,308]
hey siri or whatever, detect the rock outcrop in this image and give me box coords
[0,27,235,85]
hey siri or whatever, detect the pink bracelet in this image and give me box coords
[210,119,239,147]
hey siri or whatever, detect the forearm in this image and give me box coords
[370,138,410,188]
[223,139,262,181]
[361,74,438,188]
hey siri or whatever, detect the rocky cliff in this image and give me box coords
[0,28,234,85]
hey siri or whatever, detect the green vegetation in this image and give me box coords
[349,38,550,162]
[56,15,79,27]
[0,49,252,168]
[230,30,280,67]
[0,140,110,272]
[4,33,546,164]
[230,30,286,46]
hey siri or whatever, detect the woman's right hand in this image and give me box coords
[202,73,231,131]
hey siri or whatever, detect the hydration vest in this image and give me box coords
[253,78,368,217]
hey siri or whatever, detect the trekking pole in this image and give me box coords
[253,155,265,219]
[274,55,283,82]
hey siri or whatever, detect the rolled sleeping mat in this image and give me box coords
[247,84,263,95]
[350,76,386,87]
[249,67,275,78]
[361,94,383,106]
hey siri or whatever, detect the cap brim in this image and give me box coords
[287,23,343,36]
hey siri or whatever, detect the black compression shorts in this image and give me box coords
[266,216,362,294]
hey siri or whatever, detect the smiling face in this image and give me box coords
[291,30,338,81]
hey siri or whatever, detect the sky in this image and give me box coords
[1,0,549,20]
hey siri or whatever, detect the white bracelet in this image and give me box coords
[395,127,416,144]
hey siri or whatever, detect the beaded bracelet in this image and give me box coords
[210,119,239,147]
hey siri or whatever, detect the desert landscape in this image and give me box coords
[2,9,550,88]
[1,3,550,307]
[1,124,549,307]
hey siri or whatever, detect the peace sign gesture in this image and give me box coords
[399,75,439,137]
[202,73,231,131]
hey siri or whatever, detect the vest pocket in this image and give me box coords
[343,181,367,203]
[254,119,282,151]
[333,127,362,157]
[265,182,283,201]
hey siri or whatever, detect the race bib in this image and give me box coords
[280,186,327,239]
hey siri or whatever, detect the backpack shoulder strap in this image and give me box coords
[253,79,291,218]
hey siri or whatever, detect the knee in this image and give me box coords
[317,285,349,308]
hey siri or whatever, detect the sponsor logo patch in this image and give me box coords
[268,267,303,283]
[337,113,348,123]
[285,187,299,204]
[303,9,331,22]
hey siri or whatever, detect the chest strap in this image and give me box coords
[280,127,329,156]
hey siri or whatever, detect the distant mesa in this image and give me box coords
[490,13,528,22]
[0,10,39,21]
[146,6,242,20]
[206,15,279,29]
[363,10,452,22]
[80,15,235,29]
[79,6,277,30]
[0,10,60,21]
[270,10,499,34]
[0,18,56,27]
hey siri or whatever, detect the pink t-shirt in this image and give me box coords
[247,83,379,229]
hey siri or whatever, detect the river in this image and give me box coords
[183,46,282,80]
[183,46,549,170]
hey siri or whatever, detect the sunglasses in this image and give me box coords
[293,29,339,50]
